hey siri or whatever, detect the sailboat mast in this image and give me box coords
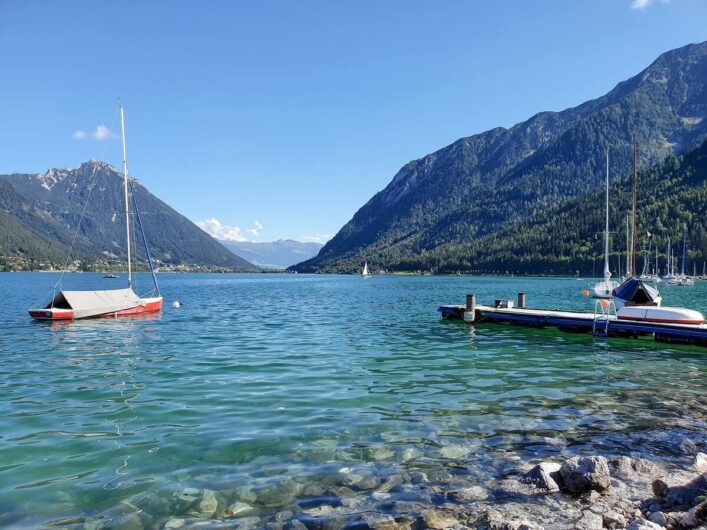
[631,138,638,278]
[625,214,631,277]
[603,148,610,281]
[120,105,132,288]
[681,228,686,277]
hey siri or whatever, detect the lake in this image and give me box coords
[0,273,705,528]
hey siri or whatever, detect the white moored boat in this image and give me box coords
[617,306,705,326]
[29,105,163,321]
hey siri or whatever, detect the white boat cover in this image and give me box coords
[617,306,705,325]
[48,288,141,319]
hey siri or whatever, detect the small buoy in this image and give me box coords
[600,299,610,308]
[172,301,181,309]
[581,289,590,296]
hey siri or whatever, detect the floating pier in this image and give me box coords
[439,293,707,347]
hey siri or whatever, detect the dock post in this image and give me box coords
[464,294,476,323]
[518,292,526,309]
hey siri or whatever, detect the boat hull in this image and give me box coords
[29,297,163,321]
[592,280,618,299]
[617,306,704,325]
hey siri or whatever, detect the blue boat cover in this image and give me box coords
[612,277,660,305]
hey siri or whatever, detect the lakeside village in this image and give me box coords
[0,255,234,274]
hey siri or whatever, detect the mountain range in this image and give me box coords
[293,41,707,274]
[0,161,257,271]
[220,240,323,269]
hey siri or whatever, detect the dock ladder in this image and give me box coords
[593,299,616,337]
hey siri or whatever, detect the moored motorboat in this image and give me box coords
[617,306,705,326]
[612,277,662,309]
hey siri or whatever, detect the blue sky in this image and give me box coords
[1,0,706,243]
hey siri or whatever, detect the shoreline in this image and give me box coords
[21,443,707,530]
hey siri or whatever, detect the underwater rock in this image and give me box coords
[694,452,707,473]
[163,518,184,529]
[233,485,258,503]
[343,512,406,530]
[680,438,698,456]
[196,489,220,517]
[297,494,342,510]
[256,480,302,508]
[341,471,381,491]
[420,509,459,530]
[225,501,254,517]
[368,445,395,462]
[438,445,470,460]
[399,448,421,462]
[447,486,488,503]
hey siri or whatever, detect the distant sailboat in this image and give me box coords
[677,228,694,286]
[592,149,618,298]
[638,239,658,283]
[662,240,677,284]
[29,105,163,320]
[362,261,371,277]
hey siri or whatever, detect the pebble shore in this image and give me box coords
[45,439,707,530]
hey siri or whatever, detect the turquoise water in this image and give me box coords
[0,273,706,528]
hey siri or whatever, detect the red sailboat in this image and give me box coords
[29,105,163,320]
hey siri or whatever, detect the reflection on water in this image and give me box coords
[0,273,705,527]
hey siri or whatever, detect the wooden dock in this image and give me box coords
[439,294,707,347]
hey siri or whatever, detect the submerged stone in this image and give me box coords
[225,501,254,517]
[438,445,470,459]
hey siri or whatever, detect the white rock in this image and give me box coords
[694,452,707,473]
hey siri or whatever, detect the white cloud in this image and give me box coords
[246,219,264,238]
[72,124,118,141]
[301,233,332,244]
[631,0,668,9]
[196,218,249,242]
[196,217,265,242]
[93,124,117,140]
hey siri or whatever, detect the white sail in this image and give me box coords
[362,262,371,276]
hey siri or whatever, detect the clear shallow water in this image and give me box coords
[0,273,705,528]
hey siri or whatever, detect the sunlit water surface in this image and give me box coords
[0,273,705,528]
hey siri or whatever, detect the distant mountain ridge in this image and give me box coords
[293,40,707,273]
[220,240,323,269]
[0,161,257,271]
